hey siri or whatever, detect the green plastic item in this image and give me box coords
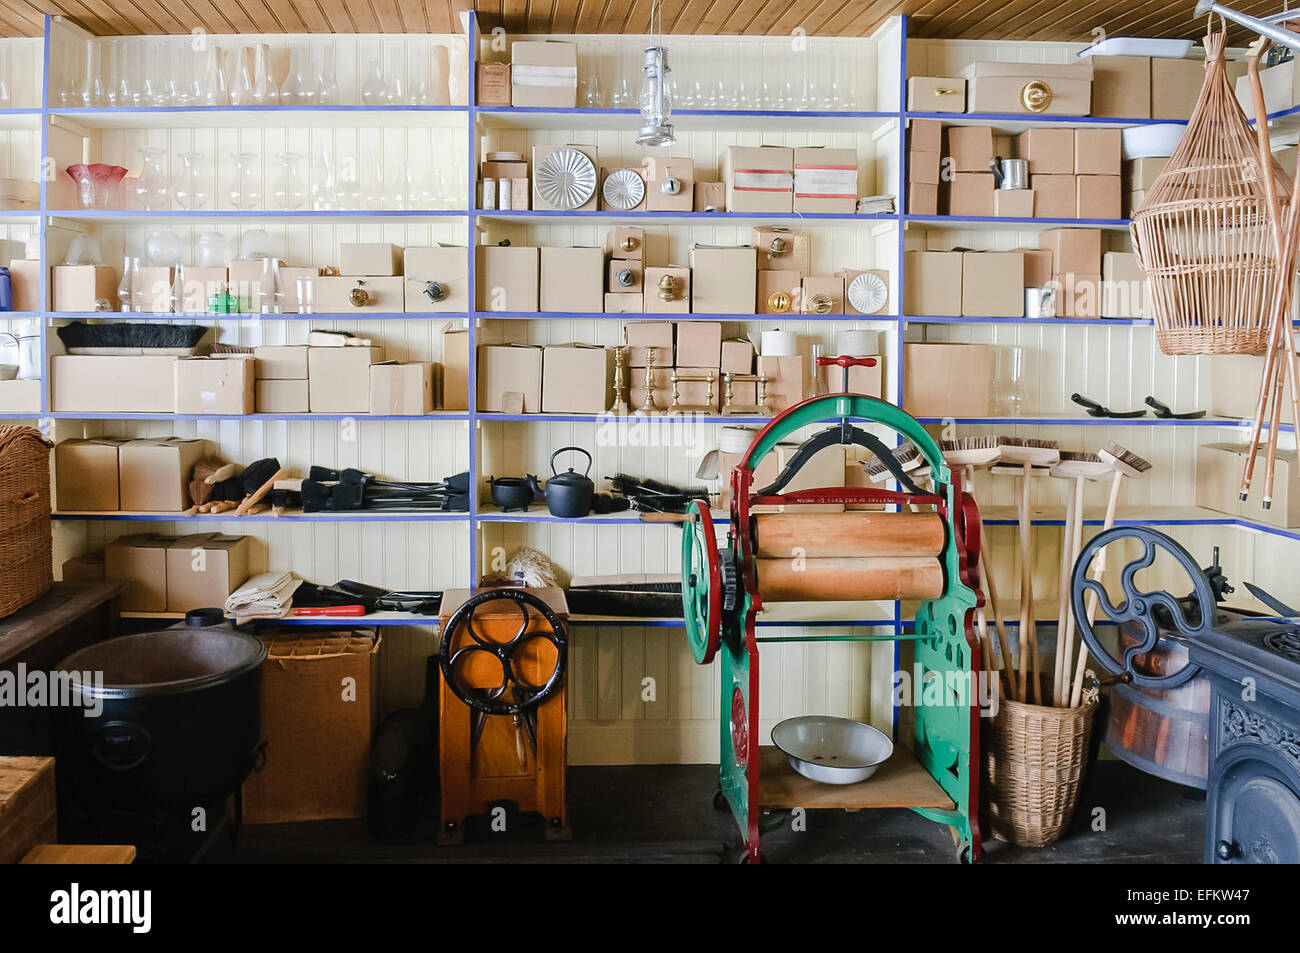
[207,289,239,314]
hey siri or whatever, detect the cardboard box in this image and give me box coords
[757,354,804,412]
[903,250,962,316]
[481,158,528,181]
[961,251,1025,317]
[625,321,674,367]
[532,143,598,211]
[242,632,380,823]
[1091,55,1151,119]
[339,243,402,277]
[50,355,177,413]
[907,76,965,112]
[694,181,725,211]
[1075,128,1122,176]
[9,259,40,311]
[644,156,694,212]
[540,246,603,313]
[793,146,858,213]
[175,356,255,415]
[721,338,754,375]
[477,344,543,413]
[229,258,284,312]
[166,533,250,612]
[476,245,540,312]
[119,437,207,511]
[719,449,779,507]
[1054,272,1103,318]
[903,343,994,417]
[606,226,644,260]
[55,438,123,511]
[1124,156,1169,193]
[946,172,994,216]
[1236,58,1300,119]
[758,269,803,314]
[1076,174,1121,219]
[441,328,468,411]
[104,534,171,612]
[1021,248,1053,286]
[802,275,845,314]
[1033,174,1077,218]
[600,167,647,212]
[1015,128,1074,175]
[751,226,809,273]
[542,344,612,414]
[256,379,309,413]
[404,247,468,314]
[690,246,757,313]
[52,264,118,312]
[608,259,642,294]
[643,266,689,314]
[1151,58,1203,120]
[675,321,722,366]
[909,118,942,155]
[630,366,673,411]
[62,552,104,583]
[994,189,1034,217]
[724,145,793,213]
[180,265,232,313]
[1198,443,1300,528]
[476,61,510,106]
[312,276,403,313]
[1042,227,1102,276]
[510,40,577,108]
[0,378,39,413]
[254,345,309,380]
[908,183,938,215]
[776,443,845,512]
[370,362,435,416]
[846,357,883,398]
[604,292,643,313]
[960,60,1093,115]
[946,126,994,172]
[1102,251,1149,318]
[909,150,941,185]
[308,346,382,414]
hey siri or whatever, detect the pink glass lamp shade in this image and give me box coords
[65,163,94,209]
[89,163,128,210]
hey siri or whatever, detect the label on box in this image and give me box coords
[512,64,577,87]
[793,166,856,198]
[733,169,794,193]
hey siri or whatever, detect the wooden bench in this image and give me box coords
[20,844,136,864]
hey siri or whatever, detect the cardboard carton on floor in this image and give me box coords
[903,250,961,317]
[690,246,757,313]
[50,355,178,413]
[370,362,436,416]
[542,344,612,414]
[242,632,381,823]
[476,245,540,312]
[175,356,255,415]
[477,344,543,413]
[903,343,994,417]
[256,379,309,414]
[104,534,172,612]
[1198,443,1300,528]
[308,346,382,414]
[166,533,250,612]
[55,438,125,511]
[118,437,208,511]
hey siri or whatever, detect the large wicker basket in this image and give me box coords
[983,683,1097,847]
[0,426,54,618]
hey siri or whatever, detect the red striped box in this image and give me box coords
[725,145,793,213]
[793,147,859,213]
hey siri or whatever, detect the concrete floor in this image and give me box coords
[212,759,1206,864]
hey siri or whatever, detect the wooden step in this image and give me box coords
[0,757,56,865]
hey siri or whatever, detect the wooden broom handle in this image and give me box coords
[235,468,286,516]
[1058,476,1086,707]
[971,456,1016,698]
[1072,473,1123,706]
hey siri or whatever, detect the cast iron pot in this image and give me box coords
[527,446,596,518]
[489,475,535,511]
[54,611,267,815]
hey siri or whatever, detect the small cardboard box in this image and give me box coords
[644,156,694,212]
[1151,58,1203,120]
[441,327,468,411]
[62,552,105,583]
[802,275,845,314]
[994,189,1034,217]
[1102,251,1149,318]
[51,264,118,312]
[242,632,380,823]
[793,146,858,213]
[757,354,805,412]
[511,40,578,108]
[131,265,175,312]
[721,338,754,375]
[1033,174,1078,218]
[1076,174,1121,219]
[1016,128,1074,175]
[1198,443,1300,528]
[758,270,803,314]
[961,251,1025,317]
[254,345,309,380]
[51,355,177,413]
[608,259,643,294]
[55,438,124,511]
[1054,272,1103,318]
[119,437,208,511]
[676,321,722,367]
[9,259,40,311]
[625,321,674,367]
[339,243,403,276]
[1075,128,1122,176]
[690,246,757,313]
[910,118,943,154]
[477,344,543,413]
[1091,55,1151,119]
[903,343,994,417]
[476,61,511,106]
[181,265,232,313]
[370,362,435,416]
[175,356,255,415]
[606,226,645,260]
[960,60,1093,115]
[105,534,171,612]
[308,346,382,414]
[600,167,647,212]
[1021,248,1054,286]
[256,379,309,413]
[643,266,689,314]
[724,145,793,213]
[482,158,528,181]
[946,126,994,172]
[166,533,250,613]
[946,172,994,216]
[751,226,810,273]
[540,246,603,313]
[629,366,673,412]
[908,184,939,215]
[532,143,598,210]
[908,76,965,112]
[542,344,612,414]
[903,250,962,316]
[313,276,403,313]
[909,150,941,185]
[405,246,468,302]
[604,292,643,313]
[694,181,725,211]
[1042,227,1102,276]
[476,245,540,312]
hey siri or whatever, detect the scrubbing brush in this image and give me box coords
[864,443,922,483]
[940,435,1002,469]
[56,321,208,352]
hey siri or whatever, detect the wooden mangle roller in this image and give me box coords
[751,512,946,601]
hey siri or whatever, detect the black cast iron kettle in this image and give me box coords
[527,447,595,518]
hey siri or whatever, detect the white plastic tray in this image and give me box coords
[1079,37,1195,58]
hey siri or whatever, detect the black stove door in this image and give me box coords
[1210,761,1300,863]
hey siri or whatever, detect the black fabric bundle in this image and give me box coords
[300,468,471,513]
[608,473,710,514]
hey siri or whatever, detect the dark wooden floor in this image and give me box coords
[210,758,1205,864]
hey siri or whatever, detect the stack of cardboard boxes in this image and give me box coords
[908,120,942,215]
[96,532,251,613]
[54,436,207,513]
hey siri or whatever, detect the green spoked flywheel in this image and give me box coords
[681,498,722,664]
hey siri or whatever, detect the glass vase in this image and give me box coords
[361,56,387,105]
[228,153,261,210]
[311,146,335,211]
[272,152,306,210]
[196,44,227,106]
[279,45,315,105]
[250,43,278,105]
[134,146,169,210]
[174,152,209,210]
[80,39,106,107]
[314,42,339,106]
[90,163,127,209]
[65,164,94,210]
[118,256,139,313]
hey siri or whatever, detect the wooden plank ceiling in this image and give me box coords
[0,0,1282,43]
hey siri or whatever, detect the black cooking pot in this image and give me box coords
[489,475,535,512]
[54,613,267,818]
[527,447,596,518]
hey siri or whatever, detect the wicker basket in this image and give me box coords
[983,682,1097,847]
[0,425,54,618]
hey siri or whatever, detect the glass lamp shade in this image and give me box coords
[636,46,675,147]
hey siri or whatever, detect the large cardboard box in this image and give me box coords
[369,362,435,416]
[945,126,994,172]
[1042,227,1102,276]
[757,354,805,412]
[532,143,598,211]
[256,379,309,413]
[104,534,171,612]
[62,553,105,583]
[903,343,994,417]
[313,276,404,312]
[751,226,810,273]
[308,346,382,414]
[55,438,124,511]
[1102,251,1150,318]
[51,264,118,312]
[946,172,994,216]
[642,266,689,314]
[510,40,578,108]
[477,344,543,413]
[118,437,207,511]
[442,327,468,411]
[961,251,1025,317]
[476,245,540,312]
[242,632,380,823]
[793,146,858,213]
[1076,174,1121,219]
[339,242,402,276]
[690,246,757,313]
[403,246,468,313]
[1124,156,1170,193]
[676,322,722,366]
[1091,55,1151,119]
[50,355,177,413]
[254,345,309,380]
[540,246,603,313]
[1151,58,1204,120]
[644,157,694,212]
[1075,128,1122,176]
[542,344,612,414]
[907,76,965,112]
[1198,443,1300,528]
[175,356,255,415]
[166,533,250,612]
[903,250,962,316]
[625,321,674,367]
[1032,174,1077,218]
[909,150,941,185]
[1016,128,1074,175]
[960,60,1092,115]
[724,145,793,213]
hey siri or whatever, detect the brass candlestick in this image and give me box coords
[634,346,660,415]
[611,345,629,415]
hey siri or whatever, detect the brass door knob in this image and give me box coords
[769,236,788,257]
[1021,80,1052,113]
[657,274,679,301]
[348,281,370,308]
[809,292,833,314]
[767,290,792,313]
[621,236,638,252]
[616,268,635,287]
[423,280,446,302]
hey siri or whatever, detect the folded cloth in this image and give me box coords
[224,570,302,624]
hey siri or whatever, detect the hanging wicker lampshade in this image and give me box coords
[1131,29,1292,355]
